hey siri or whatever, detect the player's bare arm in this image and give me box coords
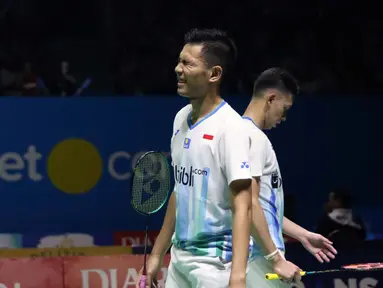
[250,176,278,254]
[283,217,337,263]
[251,176,301,281]
[230,178,252,286]
[282,216,308,241]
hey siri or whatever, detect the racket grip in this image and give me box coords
[140,275,147,288]
[265,271,306,280]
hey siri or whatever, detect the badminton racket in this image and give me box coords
[131,151,171,288]
[266,262,383,280]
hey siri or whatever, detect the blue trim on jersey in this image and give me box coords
[201,168,210,232]
[187,101,226,130]
[176,185,190,240]
[242,116,260,128]
[270,188,281,243]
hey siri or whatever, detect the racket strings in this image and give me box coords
[132,152,170,215]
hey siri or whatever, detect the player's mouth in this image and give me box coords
[177,80,186,86]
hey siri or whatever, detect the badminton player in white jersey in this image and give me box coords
[136,28,252,288]
[243,68,338,287]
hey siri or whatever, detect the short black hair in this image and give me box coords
[332,188,353,208]
[252,68,299,98]
[184,28,237,76]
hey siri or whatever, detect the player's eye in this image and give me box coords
[178,59,188,66]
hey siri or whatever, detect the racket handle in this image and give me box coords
[265,271,306,280]
[140,275,147,288]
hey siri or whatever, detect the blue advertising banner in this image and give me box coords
[0,97,187,233]
[0,96,381,234]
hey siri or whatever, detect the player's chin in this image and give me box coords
[177,88,189,98]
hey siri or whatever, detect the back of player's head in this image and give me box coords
[184,28,237,78]
[252,68,299,98]
[332,188,353,209]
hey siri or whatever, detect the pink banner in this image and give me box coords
[0,258,63,288]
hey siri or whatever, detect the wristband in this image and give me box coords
[264,249,279,261]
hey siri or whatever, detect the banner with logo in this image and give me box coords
[0,258,63,287]
[0,246,132,258]
[0,253,381,287]
[22,232,114,248]
[0,97,382,234]
[0,97,183,234]
[0,254,170,288]
[113,231,160,247]
[64,255,170,288]
[286,240,383,287]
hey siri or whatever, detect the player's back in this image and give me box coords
[171,101,248,260]
[242,117,285,256]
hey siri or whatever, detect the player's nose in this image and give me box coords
[175,63,182,75]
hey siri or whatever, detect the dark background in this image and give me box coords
[1,0,382,96]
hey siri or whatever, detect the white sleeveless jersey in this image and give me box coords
[170,101,252,261]
[242,117,285,258]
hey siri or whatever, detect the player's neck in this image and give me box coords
[189,92,222,125]
[243,99,266,129]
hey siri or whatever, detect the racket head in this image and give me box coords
[131,151,171,215]
[342,262,383,271]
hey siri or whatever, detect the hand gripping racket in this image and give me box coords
[265,262,383,280]
[131,151,171,288]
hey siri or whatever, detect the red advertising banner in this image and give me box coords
[64,254,170,288]
[114,231,160,246]
[0,258,63,288]
[0,254,170,287]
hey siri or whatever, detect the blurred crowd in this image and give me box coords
[0,0,382,96]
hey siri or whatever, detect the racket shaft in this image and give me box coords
[143,217,149,275]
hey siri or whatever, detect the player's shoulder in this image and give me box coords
[220,103,245,128]
[173,104,192,124]
[242,118,266,138]
[242,117,272,146]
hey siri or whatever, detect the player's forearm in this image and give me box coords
[151,192,176,257]
[282,216,308,242]
[231,187,252,280]
[250,178,277,255]
[251,201,277,254]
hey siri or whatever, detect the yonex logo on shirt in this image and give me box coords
[241,161,249,169]
[174,165,208,187]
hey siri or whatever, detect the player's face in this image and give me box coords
[174,44,211,99]
[264,91,293,129]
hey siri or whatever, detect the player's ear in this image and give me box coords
[267,93,276,104]
[209,66,223,83]
[264,93,276,112]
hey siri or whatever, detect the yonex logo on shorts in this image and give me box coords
[174,165,208,187]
